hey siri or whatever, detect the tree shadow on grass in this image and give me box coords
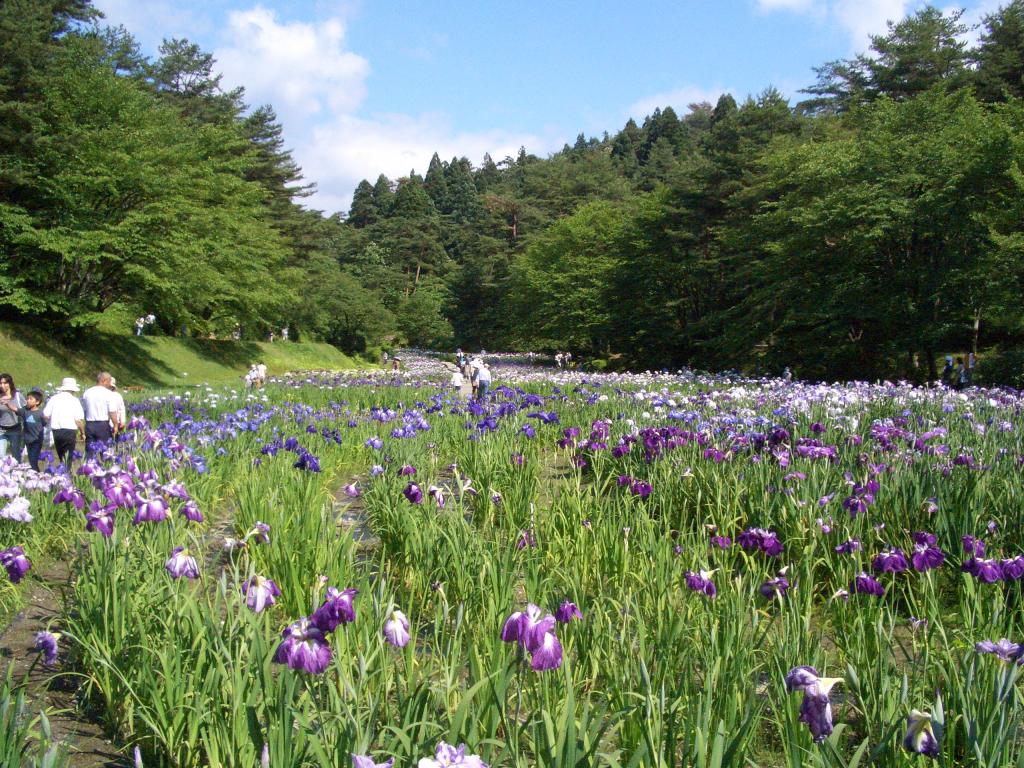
[14,324,178,386]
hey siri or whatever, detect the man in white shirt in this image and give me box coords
[43,377,84,470]
[108,377,127,437]
[256,362,268,386]
[81,371,116,449]
[475,363,492,400]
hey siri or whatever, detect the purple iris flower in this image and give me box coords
[180,500,204,523]
[853,572,885,596]
[760,575,790,599]
[418,742,488,768]
[274,617,332,674]
[834,539,861,555]
[165,547,200,580]
[133,495,168,525]
[709,535,732,549]
[364,437,383,450]
[737,528,784,557]
[910,534,945,571]
[85,501,116,537]
[343,482,361,498]
[515,530,536,549]
[962,557,1003,583]
[427,485,446,508]
[0,546,32,583]
[629,480,652,498]
[785,666,843,743]
[872,548,908,573]
[975,638,1024,663]
[103,474,135,506]
[351,756,394,768]
[34,630,59,666]
[501,604,556,652]
[403,482,423,504]
[398,465,417,476]
[962,536,985,558]
[311,587,358,633]
[53,486,85,511]
[684,569,717,598]
[293,451,320,472]
[530,630,563,671]
[555,601,582,624]
[383,609,410,648]
[241,575,281,613]
[903,710,940,758]
[1001,556,1024,581]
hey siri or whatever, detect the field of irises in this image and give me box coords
[1,357,1023,767]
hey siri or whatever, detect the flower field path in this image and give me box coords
[0,559,128,766]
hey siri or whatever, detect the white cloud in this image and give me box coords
[215,7,370,119]
[627,85,731,121]
[296,113,559,214]
[755,0,918,47]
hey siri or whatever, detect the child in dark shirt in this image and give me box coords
[22,389,44,472]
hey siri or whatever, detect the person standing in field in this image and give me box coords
[108,378,126,438]
[450,368,465,397]
[22,389,45,471]
[256,362,268,387]
[0,373,26,460]
[43,378,84,470]
[81,372,116,450]
[475,362,492,400]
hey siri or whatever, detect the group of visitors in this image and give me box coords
[450,353,491,400]
[941,353,976,389]
[0,371,126,472]
[246,362,268,389]
[134,313,156,336]
[554,352,573,369]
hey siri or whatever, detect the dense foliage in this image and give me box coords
[4,2,1024,376]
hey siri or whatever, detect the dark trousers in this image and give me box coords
[85,420,112,452]
[52,429,78,470]
[25,439,42,472]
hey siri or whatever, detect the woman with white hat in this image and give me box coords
[43,378,84,470]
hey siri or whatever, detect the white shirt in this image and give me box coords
[43,391,84,431]
[81,385,115,422]
[476,367,492,384]
[256,364,267,378]
[451,372,464,387]
[108,391,126,428]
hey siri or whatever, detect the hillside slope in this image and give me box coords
[1,322,364,389]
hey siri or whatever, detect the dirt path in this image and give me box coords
[0,559,128,767]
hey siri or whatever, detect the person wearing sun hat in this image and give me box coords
[42,377,84,470]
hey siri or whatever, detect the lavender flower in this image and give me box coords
[241,575,281,613]
[343,482,361,498]
[530,630,563,671]
[34,630,59,666]
[417,741,487,768]
[132,495,168,525]
[383,609,411,648]
[760,574,790,599]
[975,638,1023,663]
[179,500,204,523]
[165,547,199,580]
[274,617,332,674]
[834,539,861,555]
[85,502,116,537]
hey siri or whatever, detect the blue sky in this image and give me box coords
[94,0,1001,213]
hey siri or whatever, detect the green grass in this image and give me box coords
[0,321,366,389]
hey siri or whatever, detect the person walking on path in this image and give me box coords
[108,378,126,438]
[43,378,84,470]
[474,361,492,400]
[0,373,26,460]
[22,389,44,471]
[82,372,116,451]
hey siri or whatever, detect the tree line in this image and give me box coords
[3,2,1024,381]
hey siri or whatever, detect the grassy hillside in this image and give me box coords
[1,322,365,389]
